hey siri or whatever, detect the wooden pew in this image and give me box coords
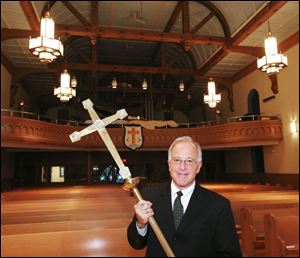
[240,205,299,257]
[1,183,297,257]
[1,185,146,257]
[202,183,291,193]
[229,192,299,225]
[264,213,299,257]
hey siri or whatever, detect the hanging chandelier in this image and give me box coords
[179,81,185,91]
[257,21,287,75]
[54,69,76,102]
[142,78,148,90]
[29,11,63,63]
[203,78,221,108]
[112,77,117,89]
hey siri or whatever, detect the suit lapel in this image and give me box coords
[157,183,176,232]
[177,184,205,230]
[154,183,206,233]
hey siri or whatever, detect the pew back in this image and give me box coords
[264,213,299,257]
[240,205,299,256]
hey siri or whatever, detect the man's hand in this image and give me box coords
[134,200,154,228]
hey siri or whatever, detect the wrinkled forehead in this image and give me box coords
[171,141,198,155]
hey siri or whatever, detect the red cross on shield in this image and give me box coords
[124,125,143,150]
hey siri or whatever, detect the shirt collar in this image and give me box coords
[171,180,195,197]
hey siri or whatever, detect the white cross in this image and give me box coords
[69,98,175,257]
[69,98,131,179]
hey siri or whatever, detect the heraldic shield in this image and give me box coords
[124,125,143,150]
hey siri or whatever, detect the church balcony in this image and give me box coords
[1,110,283,151]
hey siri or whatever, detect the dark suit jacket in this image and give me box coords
[127,181,242,257]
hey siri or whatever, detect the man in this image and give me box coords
[127,136,242,257]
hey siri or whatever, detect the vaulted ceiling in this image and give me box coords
[1,1,299,118]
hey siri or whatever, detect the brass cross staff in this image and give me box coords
[69,99,175,257]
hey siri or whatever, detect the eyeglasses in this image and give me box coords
[171,158,196,167]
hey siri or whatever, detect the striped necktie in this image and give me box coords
[173,191,183,229]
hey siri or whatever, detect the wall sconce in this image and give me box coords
[290,120,298,134]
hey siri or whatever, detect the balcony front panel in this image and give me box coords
[1,116,283,151]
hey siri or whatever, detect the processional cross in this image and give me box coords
[69,99,175,257]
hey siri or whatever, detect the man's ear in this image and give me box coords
[167,161,172,170]
[196,163,202,174]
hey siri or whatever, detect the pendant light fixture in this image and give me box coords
[179,80,185,92]
[112,77,117,89]
[29,2,63,63]
[54,46,76,102]
[203,78,221,108]
[257,7,287,75]
[142,78,148,90]
[54,69,76,102]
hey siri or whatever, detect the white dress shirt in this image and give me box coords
[136,181,195,236]
[171,180,195,213]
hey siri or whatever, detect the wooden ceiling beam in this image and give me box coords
[92,27,225,46]
[1,26,225,46]
[182,1,190,33]
[90,1,98,88]
[80,63,196,76]
[56,25,225,46]
[198,1,288,76]
[68,41,90,63]
[61,1,90,27]
[278,31,299,53]
[226,45,264,57]
[196,1,230,39]
[19,1,40,31]
[164,1,182,32]
[90,1,99,45]
[41,1,56,17]
[181,1,191,51]
[197,48,227,76]
[1,28,38,41]
[152,1,183,75]
[191,12,213,34]
[232,1,288,45]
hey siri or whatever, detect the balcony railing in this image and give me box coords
[1,109,283,151]
[1,109,281,128]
